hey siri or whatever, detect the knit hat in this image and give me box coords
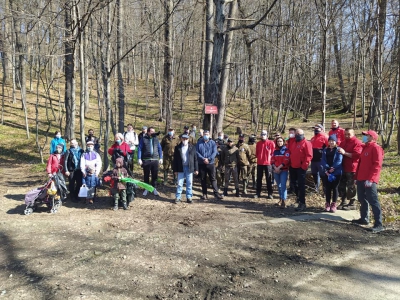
[328,135,337,142]
[56,143,64,148]
[86,141,94,145]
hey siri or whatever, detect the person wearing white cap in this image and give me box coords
[80,140,102,178]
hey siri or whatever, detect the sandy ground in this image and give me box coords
[1,163,399,300]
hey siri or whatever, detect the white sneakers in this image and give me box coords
[142,189,159,196]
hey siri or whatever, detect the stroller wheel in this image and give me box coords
[24,208,34,215]
[54,200,62,209]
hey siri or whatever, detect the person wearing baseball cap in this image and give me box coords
[138,126,148,145]
[236,134,251,194]
[173,133,199,203]
[310,123,329,193]
[220,138,240,197]
[352,130,384,233]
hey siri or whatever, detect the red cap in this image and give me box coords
[362,130,378,140]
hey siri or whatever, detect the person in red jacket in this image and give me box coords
[271,137,290,208]
[108,133,132,174]
[337,128,363,210]
[328,119,345,146]
[254,130,275,199]
[46,143,67,200]
[289,128,313,211]
[310,124,328,193]
[352,130,384,233]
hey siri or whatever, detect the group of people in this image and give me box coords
[45,120,385,233]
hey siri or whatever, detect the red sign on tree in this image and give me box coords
[205,104,218,114]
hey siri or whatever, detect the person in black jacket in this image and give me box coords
[64,139,84,202]
[173,134,198,203]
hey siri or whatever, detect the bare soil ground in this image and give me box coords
[1,163,400,300]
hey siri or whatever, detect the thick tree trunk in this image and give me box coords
[203,0,214,130]
[163,0,174,132]
[117,0,125,133]
[332,24,348,111]
[64,2,76,140]
[215,1,237,135]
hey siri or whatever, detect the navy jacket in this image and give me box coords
[196,139,217,165]
[321,147,343,176]
[173,143,198,173]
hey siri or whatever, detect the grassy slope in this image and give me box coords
[0,78,399,221]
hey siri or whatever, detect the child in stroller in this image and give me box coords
[24,176,64,215]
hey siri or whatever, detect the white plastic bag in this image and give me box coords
[78,185,88,198]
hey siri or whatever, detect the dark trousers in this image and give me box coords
[142,160,159,187]
[357,181,382,227]
[68,169,83,199]
[290,167,307,204]
[338,172,356,201]
[256,165,273,196]
[199,163,219,195]
[322,174,341,203]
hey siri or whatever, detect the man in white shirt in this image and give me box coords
[124,124,139,172]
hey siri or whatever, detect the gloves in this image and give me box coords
[138,159,143,166]
[159,159,163,165]
[365,180,373,187]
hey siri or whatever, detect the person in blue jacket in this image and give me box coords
[196,130,223,200]
[321,135,343,212]
[50,131,67,154]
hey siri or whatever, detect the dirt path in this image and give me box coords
[1,164,399,299]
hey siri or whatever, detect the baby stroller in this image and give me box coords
[24,176,64,215]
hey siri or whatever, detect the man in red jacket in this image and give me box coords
[337,128,362,210]
[290,128,313,211]
[328,119,345,146]
[352,130,384,233]
[254,130,275,199]
[286,127,296,194]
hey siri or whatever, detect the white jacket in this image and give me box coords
[124,131,139,151]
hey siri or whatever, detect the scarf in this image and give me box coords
[70,147,81,170]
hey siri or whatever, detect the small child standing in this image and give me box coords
[82,167,99,204]
[111,157,129,210]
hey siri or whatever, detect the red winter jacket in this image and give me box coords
[289,139,313,170]
[341,137,363,173]
[310,133,328,162]
[287,137,296,153]
[108,142,131,157]
[46,154,65,175]
[355,141,384,183]
[271,146,290,170]
[256,139,275,165]
[328,127,345,146]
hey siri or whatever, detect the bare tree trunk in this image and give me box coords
[163,0,174,132]
[370,0,387,131]
[332,24,348,111]
[203,0,214,130]
[117,0,125,133]
[64,1,76,140]
[215,0,237,135]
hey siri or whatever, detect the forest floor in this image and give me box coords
[1,161,400,300]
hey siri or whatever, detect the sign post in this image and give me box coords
[204,104,218,136]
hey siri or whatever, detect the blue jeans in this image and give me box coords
[356,181,382,227]
[175,165,193,199]
[273,170,288,200]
